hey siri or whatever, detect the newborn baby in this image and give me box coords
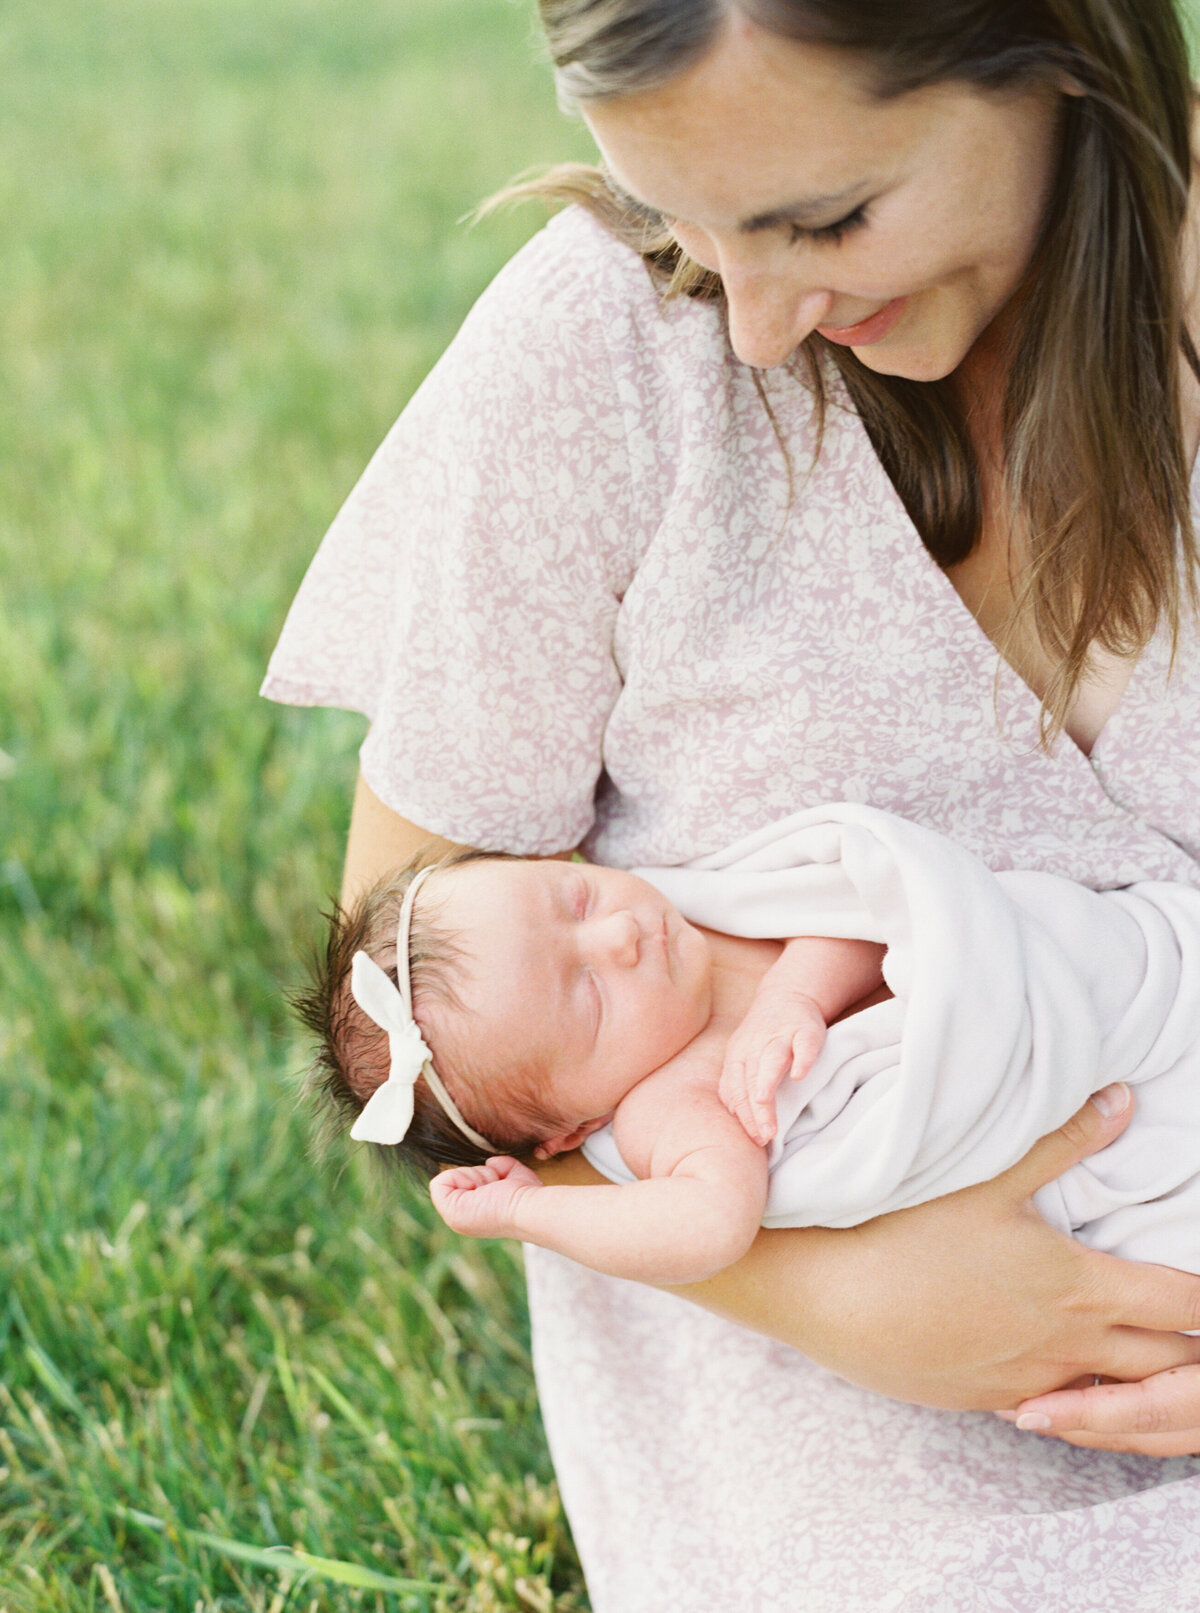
[301,805,1200,1287]
[302,846,884,1285]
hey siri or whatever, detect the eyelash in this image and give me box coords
[789,204,869,246]
[570,878,602,1022]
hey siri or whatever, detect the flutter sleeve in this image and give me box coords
[262,210,654,854]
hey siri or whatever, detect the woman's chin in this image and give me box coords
[848,334,967,384]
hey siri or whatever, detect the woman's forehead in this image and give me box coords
[581,24,931,225]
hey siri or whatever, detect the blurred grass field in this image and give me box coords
[0,0,593,1606]
[8,3,1200,1609]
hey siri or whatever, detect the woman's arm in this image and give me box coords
[542,1097,1200,1411]
[340,772,465,903]
[348,775,1200,1444]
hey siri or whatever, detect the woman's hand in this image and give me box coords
[666,1084,1200,1416]
[345,790,1200,1450]
[999,1371,1200,1457]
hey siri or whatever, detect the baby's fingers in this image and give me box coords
[484,1155,541,1188]
[720,1059,772,1147]
[745,1041,795,1140]
[750,1038,794,1095]
[788,1024,826,1083]
[432,1162,502,1194]
[430,1158,520,1207]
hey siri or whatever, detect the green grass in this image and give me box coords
[7,2,1200,1607]
[0,0,592,1606]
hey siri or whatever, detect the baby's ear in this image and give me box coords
[533,1115,611,1160]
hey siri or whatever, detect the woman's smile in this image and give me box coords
[816,295,910,346]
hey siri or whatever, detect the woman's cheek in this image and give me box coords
[669,221,720,274]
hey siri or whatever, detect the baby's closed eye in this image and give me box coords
[568,872,590,919]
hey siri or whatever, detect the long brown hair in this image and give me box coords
[518,0,1198,740]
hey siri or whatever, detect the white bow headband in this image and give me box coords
[349,864,496,1153]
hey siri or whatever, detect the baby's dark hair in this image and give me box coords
[294,849,554,1178]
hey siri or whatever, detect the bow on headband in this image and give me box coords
[347,864,496,1153]
[348,951,435,1143]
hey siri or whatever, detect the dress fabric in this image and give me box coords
[263,206,1200,1610]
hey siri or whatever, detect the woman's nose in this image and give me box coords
[719,260,834,369]
[583,910,641,969]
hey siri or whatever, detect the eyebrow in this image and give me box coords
[602,169,871,237]
[739,186,870,234]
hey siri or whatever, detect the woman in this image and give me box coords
[265,0,1200,1604]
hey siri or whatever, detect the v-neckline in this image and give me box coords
[839,388,1200,773]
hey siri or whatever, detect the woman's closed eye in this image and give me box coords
[789,204,869,246]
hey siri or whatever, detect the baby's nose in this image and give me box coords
[589,909,640,968]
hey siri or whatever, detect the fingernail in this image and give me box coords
[1015,1412,1052,1432]
[1091,1082,1129,1118]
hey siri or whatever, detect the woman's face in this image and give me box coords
[583,18,1066,379]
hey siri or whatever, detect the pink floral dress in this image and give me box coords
[264,207,1200,1611]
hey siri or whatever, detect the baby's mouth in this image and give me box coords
[660,911,676,978]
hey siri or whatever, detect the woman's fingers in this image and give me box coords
[1080,1324,1200,1383]
[1101,1253,1200,1335]
[998,1084,1133,1199]
[1010,1366,1200,1454]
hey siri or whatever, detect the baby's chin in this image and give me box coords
[675,914,711,973]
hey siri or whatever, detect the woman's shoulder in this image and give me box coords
[489,204,659,298]
[454,206,730,388]
[481,205,678,322]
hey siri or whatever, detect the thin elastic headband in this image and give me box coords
[348,864,497,1153]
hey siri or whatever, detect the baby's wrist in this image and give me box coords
[498,1177,544,1240]
[755,981,828,1020]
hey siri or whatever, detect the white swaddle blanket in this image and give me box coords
[581,803,1200,1269]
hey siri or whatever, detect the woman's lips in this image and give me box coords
[816,296,909,347]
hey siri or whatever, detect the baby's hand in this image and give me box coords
[429,1156,542,1241]
[719,990,827,1147]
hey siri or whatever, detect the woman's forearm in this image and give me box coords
[538,1153,841,1338]
[341,774,465,903]
[539,1095,1200,1413]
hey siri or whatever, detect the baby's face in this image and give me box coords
[428,859,713,1152]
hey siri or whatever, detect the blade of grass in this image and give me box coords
[113,1507,438,1594]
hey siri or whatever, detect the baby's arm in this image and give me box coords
[430,1081,768,1286]
[721,936,886,1145]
